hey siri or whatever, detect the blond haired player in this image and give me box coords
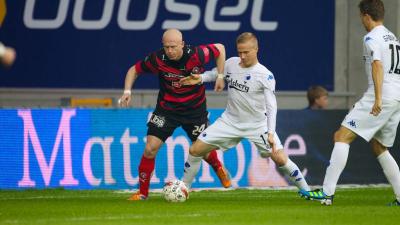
[179,32,310,192]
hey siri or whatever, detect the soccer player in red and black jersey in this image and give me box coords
[119,29,230,200]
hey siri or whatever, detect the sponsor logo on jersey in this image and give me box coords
[164,73,184,78]
[150,115,166,128]
[227,78,249,93]
[383,34,397,42]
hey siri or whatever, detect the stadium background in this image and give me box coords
[0,0,400,190]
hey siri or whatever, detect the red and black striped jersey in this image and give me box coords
[134,44,220,118]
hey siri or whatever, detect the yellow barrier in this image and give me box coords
[70,98,113,107]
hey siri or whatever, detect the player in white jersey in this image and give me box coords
[299,0,400,206]
[179,32,310,193]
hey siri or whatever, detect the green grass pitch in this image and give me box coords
[0,188,399,225]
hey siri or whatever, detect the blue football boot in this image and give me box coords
[298,189,334,205]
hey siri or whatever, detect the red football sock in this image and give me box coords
[138,155,155,197]
[204,150,222,172]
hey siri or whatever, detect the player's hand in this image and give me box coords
[214,77,225,92]
[267,132,277,154]
[179,74,202,86]
[1,47,16,67]
[118,93,131,107]
[370,99,382,116]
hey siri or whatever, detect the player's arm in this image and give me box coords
[119,52,158,107]
[119,65,139,107]
[365,37,382,116]
[371,60,383,116]
[179,70,217,85]
[213,43,226,92]
[264,88,278,153]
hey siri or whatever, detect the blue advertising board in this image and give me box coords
[0,0,334,90]
[1,109,399,190]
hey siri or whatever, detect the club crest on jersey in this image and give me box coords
[192,67,200,74]
[150,115,166,128]
[139,172,148,180]
[172,81,182,88]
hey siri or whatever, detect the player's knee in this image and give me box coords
[333,129,350,143]
[189,141,206,157]
[189,145,202,157]
[333,130,342,142]
[271,150,287,166]
[370,139,387,157]
[143,144,159,158]
[333,127,356,143]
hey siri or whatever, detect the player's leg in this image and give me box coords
[128,113,177,201]
[319,95,382,200]
[183,118,223,170]
[183,117,240,189]
[271,150,310,191]
[297,126,355,204]
[128,135,163,200]
[371,103,400,205]
[321,126,356,196]
[306,96,394,204]
[183,117,231,188]
[371,139,400,205]
[183,139,218,188]
[253,132,310,191]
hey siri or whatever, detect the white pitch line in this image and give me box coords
[114,183,391,194]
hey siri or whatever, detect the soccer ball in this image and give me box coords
[162,180,189,202]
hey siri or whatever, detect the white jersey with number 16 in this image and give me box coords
[363,25,400,100]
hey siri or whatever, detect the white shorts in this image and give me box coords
[342,94,400,147]
[198,116,284,158]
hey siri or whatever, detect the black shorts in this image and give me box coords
[147,111,209,142]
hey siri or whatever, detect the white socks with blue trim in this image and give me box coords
[279,159,310,191]
[182,154,202,189]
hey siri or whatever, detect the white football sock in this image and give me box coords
[377,151,400,202]
[182,154,202,189]
[323,142,349,196]
[279,159,310,191]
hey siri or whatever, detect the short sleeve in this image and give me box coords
[364,36,382,61]
[196,44,220,65]
[135,53,159,74]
